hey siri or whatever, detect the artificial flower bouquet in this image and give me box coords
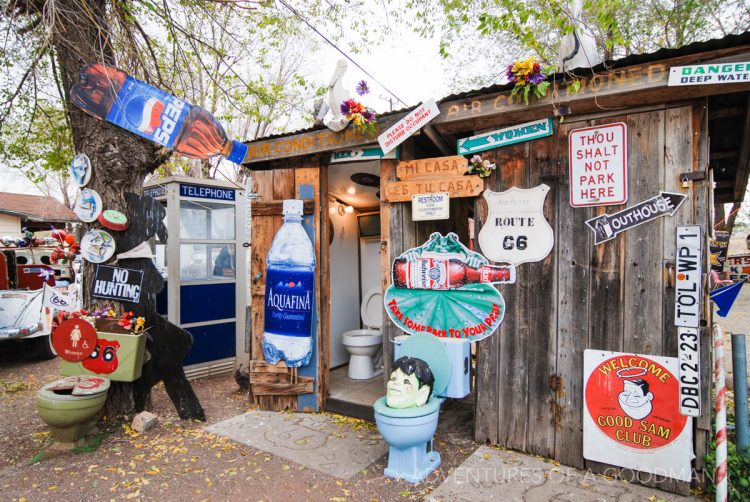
[506,57,551,105]
[466,155,497,178]
[341,98,377,136]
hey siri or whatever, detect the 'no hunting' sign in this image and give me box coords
[92,265,143,303]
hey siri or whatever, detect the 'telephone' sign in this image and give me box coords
[675,225,702,328]
[179,183,235,201]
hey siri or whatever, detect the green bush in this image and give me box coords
[705,436,750,501]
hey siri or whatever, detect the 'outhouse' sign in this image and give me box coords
[569,123,628,207]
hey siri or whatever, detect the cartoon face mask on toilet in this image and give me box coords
[386,356,435,408]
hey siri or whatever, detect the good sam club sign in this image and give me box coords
[569,123,628,207]
[583,350,693,482]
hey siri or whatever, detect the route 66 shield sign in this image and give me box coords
[478,184,554,265]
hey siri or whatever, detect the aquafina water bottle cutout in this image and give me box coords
[262,200,316,367]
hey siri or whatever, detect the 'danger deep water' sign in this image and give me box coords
[583,350,692,482]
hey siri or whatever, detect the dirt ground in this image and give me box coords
[0,340,477,502]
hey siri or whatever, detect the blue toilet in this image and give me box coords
[373,332,470,483]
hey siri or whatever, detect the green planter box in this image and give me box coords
[61,331,146,382]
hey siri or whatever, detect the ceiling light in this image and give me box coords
[344,205,354,214]
[346,187,356,194]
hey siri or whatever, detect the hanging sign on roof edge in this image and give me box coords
[457,118,553,155]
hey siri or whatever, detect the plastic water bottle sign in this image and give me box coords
[263,268,314,337]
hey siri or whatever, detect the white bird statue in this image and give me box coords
[558,0,601,73]
[320,59,351,132]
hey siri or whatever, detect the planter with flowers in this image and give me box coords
[58,306,147,382]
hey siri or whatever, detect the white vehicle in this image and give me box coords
[0,288,56,359]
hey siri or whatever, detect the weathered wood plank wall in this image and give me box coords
[474,103,710,494]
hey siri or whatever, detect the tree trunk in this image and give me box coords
[50,0,204,420]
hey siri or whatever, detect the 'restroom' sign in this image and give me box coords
[583,350,693,482]
[569,122,628,207]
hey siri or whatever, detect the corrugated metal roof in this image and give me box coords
[246,31,750,144]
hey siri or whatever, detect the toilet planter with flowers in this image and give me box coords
[56,307,147,382]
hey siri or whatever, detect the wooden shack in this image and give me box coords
[240,33,750,492]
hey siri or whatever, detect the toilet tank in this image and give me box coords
[440,338,470,399]
[393,334,471,399]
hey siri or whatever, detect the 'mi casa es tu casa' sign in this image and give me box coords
[384,232,514,342]
[457,118,553,155]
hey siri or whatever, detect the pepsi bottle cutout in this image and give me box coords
[262,200,316,367]
[70,63,247,164]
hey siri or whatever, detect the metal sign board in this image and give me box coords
[330,144,398,163]
[397,155,467,180]
[583,350,693,482]
[668,62,750,86]
[92,265,144,303]
[726,253,750,281]
[585,192,686,245]
[675,225,702,328]
[677,327,701,417]
[569,122,628,207]
[384,232,513,341]
[383,175,483,203]
[457,118,553,155]
[378,98,440,154]
[412,193,450,221]
[478,185,554,266]
[179,183,235,201]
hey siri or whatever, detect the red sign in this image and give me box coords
[52,319,97,362]
[569,122,628,207]
[585,353,687,449]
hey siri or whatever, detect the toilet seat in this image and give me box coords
[342,329,382,347]
[397,332,451,398]
[373,395,443,418]
[39,376,110,401]
[360,287,383,329]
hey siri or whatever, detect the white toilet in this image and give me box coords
[342,287,383,380]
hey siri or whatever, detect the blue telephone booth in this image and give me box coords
[144,177,247,378]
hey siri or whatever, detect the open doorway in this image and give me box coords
[326,161,383,416]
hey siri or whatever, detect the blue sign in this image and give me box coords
[107,76,190,149]
[179,183,235,201]
[457,118,553,155]
[144,185,166,199]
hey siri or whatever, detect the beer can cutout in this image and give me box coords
[98,210,129,231]
[70,153,92,187]
[52,318,97,362]
[74,188,103,223]
[383,232,511,342]
[80,229,116,263]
